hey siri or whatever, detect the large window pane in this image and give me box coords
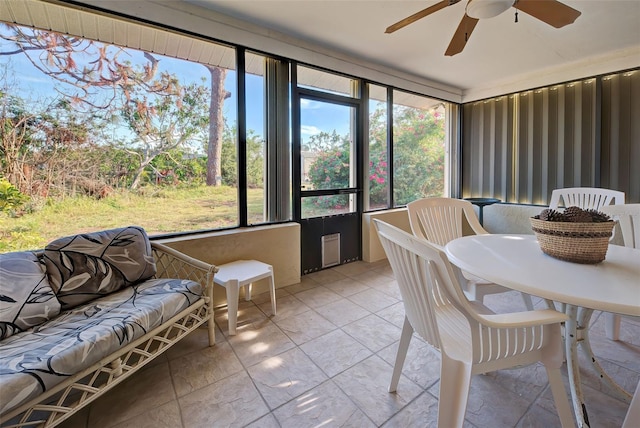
[392,90,446,206]
[0,22,238,251]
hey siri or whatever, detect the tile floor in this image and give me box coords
[61,259,638,428]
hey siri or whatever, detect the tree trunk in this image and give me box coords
[206,66,230,186]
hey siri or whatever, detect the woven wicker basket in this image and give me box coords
[530,218,615,264]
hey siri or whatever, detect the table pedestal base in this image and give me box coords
[564,305,635,428]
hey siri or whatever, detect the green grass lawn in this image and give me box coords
[0,186,266,252]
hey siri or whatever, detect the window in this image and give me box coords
[0,22,239,251]
[392,90,447,206]
[0,3,457,254]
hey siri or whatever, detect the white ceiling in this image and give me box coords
[187,0,640,101]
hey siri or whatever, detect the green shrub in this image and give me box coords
[0,178,29,214]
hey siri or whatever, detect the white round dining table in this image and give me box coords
[445,234,640,428]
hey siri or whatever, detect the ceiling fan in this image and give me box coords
[385,0,581,56]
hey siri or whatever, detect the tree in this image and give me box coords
[205,66,231,186]
[306,131,351,209]
[220,125,264,188]
[0,70,100,198]
[120,78,210,189]
[0,91,36,192]
[0,23,168,111]
[0,23,231,192]
[391,105,445,205]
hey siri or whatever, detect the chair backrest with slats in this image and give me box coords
[549,187,625,210]
[374,219,473,350]
[600,204,640,249]
[406,198,487,247]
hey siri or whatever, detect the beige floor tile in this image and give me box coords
[280,279,318,295]
[517,403,570,428]
[381,391,439,428]
[300,329,373,377]
[433,373,533,428]
[258,293,311,321]
[366,279,404,300]
[332,261,373,277]
[245,412,280,428]
[251,287,291,305]
[164,326,217,361]
[110,400,183,428]
[247,348,328,410]
[304,268,349,285]
[215,302,270,337]
[178,371,270,428]
[57,406,89,428]
[333,355,423,426]
[46,260,636,428]
[273,380,375,427]
[377,337,441,389]
[88,362,176,428]
[273,309,337,345]
[351,269,397,288]
[314,298,371,327]
[347,288,399,313]
[293,286,343,309]
[170,339,244,397]
[322,276,371,297]
[375,301,406,328]
[342,313,402,352]
[227,321,296,367]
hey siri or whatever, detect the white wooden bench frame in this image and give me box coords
[0,242,216,428]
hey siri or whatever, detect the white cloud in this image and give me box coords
[301,125,321,136]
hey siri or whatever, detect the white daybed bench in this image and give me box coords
[0,226,216,428]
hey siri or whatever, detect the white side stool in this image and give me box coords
[213,259,276,335]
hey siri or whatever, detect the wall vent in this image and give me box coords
[321,233,340,268]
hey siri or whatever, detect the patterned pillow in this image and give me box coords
[0,251,62,339]
[43,226,157,310]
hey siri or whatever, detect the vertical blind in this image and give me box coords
[462,69,639,205]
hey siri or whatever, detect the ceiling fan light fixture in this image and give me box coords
[466,0,515,19]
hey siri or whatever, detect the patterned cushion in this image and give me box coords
[0,277,203,415]
[0,252,61,340]
[43,226,157,310]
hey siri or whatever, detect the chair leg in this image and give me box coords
[244,283,252,301]
[437,357,472,428]
[389,316,413,393]
[521,293,535,311]
[463,281,478,301]
[605,313,621,341]
[269,270,277,316]
[545,366,575,428]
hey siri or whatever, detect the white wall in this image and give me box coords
[362,208,411,262]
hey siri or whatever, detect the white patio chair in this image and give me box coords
[549,187,625,210]
[374,219,573,427]
[407,197,534,310]
[549,187,626,339]
[600,204,640,340]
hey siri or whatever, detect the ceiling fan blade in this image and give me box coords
[385,0,454,34]
[515,0,581,28]
[445,14,479,56]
